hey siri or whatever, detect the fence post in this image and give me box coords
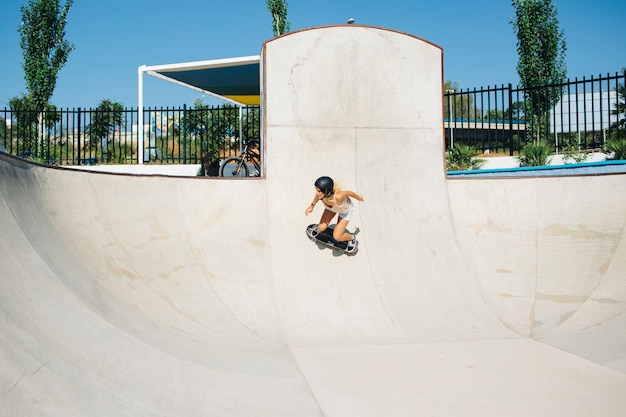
[77,107,82,165]
[138,67,144,165]
[508,84,514,156]
[182,103,187,163]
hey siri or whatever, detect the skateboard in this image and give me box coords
[306,224,359,255]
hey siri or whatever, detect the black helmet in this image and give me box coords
[314,176,334,197]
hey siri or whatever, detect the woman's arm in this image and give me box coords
[336,190,364,202]
[305,194,320,215]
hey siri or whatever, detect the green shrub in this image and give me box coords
[561,141,590,164]
[604,138,626,160]
[446,144,485,171]
[518,141,554,167]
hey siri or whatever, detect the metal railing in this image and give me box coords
[0,104,261,168]
[445,71,625,155]
[1,72,624,164]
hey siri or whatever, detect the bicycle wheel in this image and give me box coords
[219,157,249,177]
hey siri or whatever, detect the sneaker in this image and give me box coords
[345,238,358,253]
[307,224,319,238]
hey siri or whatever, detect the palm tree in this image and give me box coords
[446,144,485,171]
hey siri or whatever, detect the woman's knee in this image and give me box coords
[318,222,329,232]
[333,225,347,240]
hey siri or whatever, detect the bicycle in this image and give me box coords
[219,139,261,177]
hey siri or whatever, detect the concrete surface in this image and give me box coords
[1,25,625,417]
[479,152,609,170]
[67,163,202,176]
[449,159,626,177]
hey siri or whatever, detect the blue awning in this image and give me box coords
[139,55,260,105]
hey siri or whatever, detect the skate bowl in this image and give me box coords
[1,25,625,417]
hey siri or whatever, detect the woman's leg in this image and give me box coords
[318,209,336,232]
[332,217,354,242]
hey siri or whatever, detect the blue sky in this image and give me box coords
[0,0,624,109]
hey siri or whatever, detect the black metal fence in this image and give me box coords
[0,104,261,167]
[445,71,625,155]
[1,72,624,164]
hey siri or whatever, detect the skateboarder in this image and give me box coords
[305,176,363,251]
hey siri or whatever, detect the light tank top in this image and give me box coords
[323,195,351,214]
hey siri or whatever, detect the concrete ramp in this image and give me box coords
[2,26,626,417]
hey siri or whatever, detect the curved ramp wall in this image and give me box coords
[448,175,626,370]
[0,156,321,416]
[1,24,625,417]
[263,26,513,346]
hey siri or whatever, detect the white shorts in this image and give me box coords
[338,200,354,221]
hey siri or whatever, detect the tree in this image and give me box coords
[9,96,39,153]
[18,0,74,157]
[509,100,527,121]
[610,68,625,138]
[484,101,527,122]
[185,99,241,174]
[266,0,290,36]
[443,80,477,120]
[484,109,505,122]
[85,99,124,160]
[9,95,60,157]
[604,68,626,158]
[0,117,6,150]
[511,0,566,143]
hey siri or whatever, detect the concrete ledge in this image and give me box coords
[448,159,626,177]
[66,163,202,176]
